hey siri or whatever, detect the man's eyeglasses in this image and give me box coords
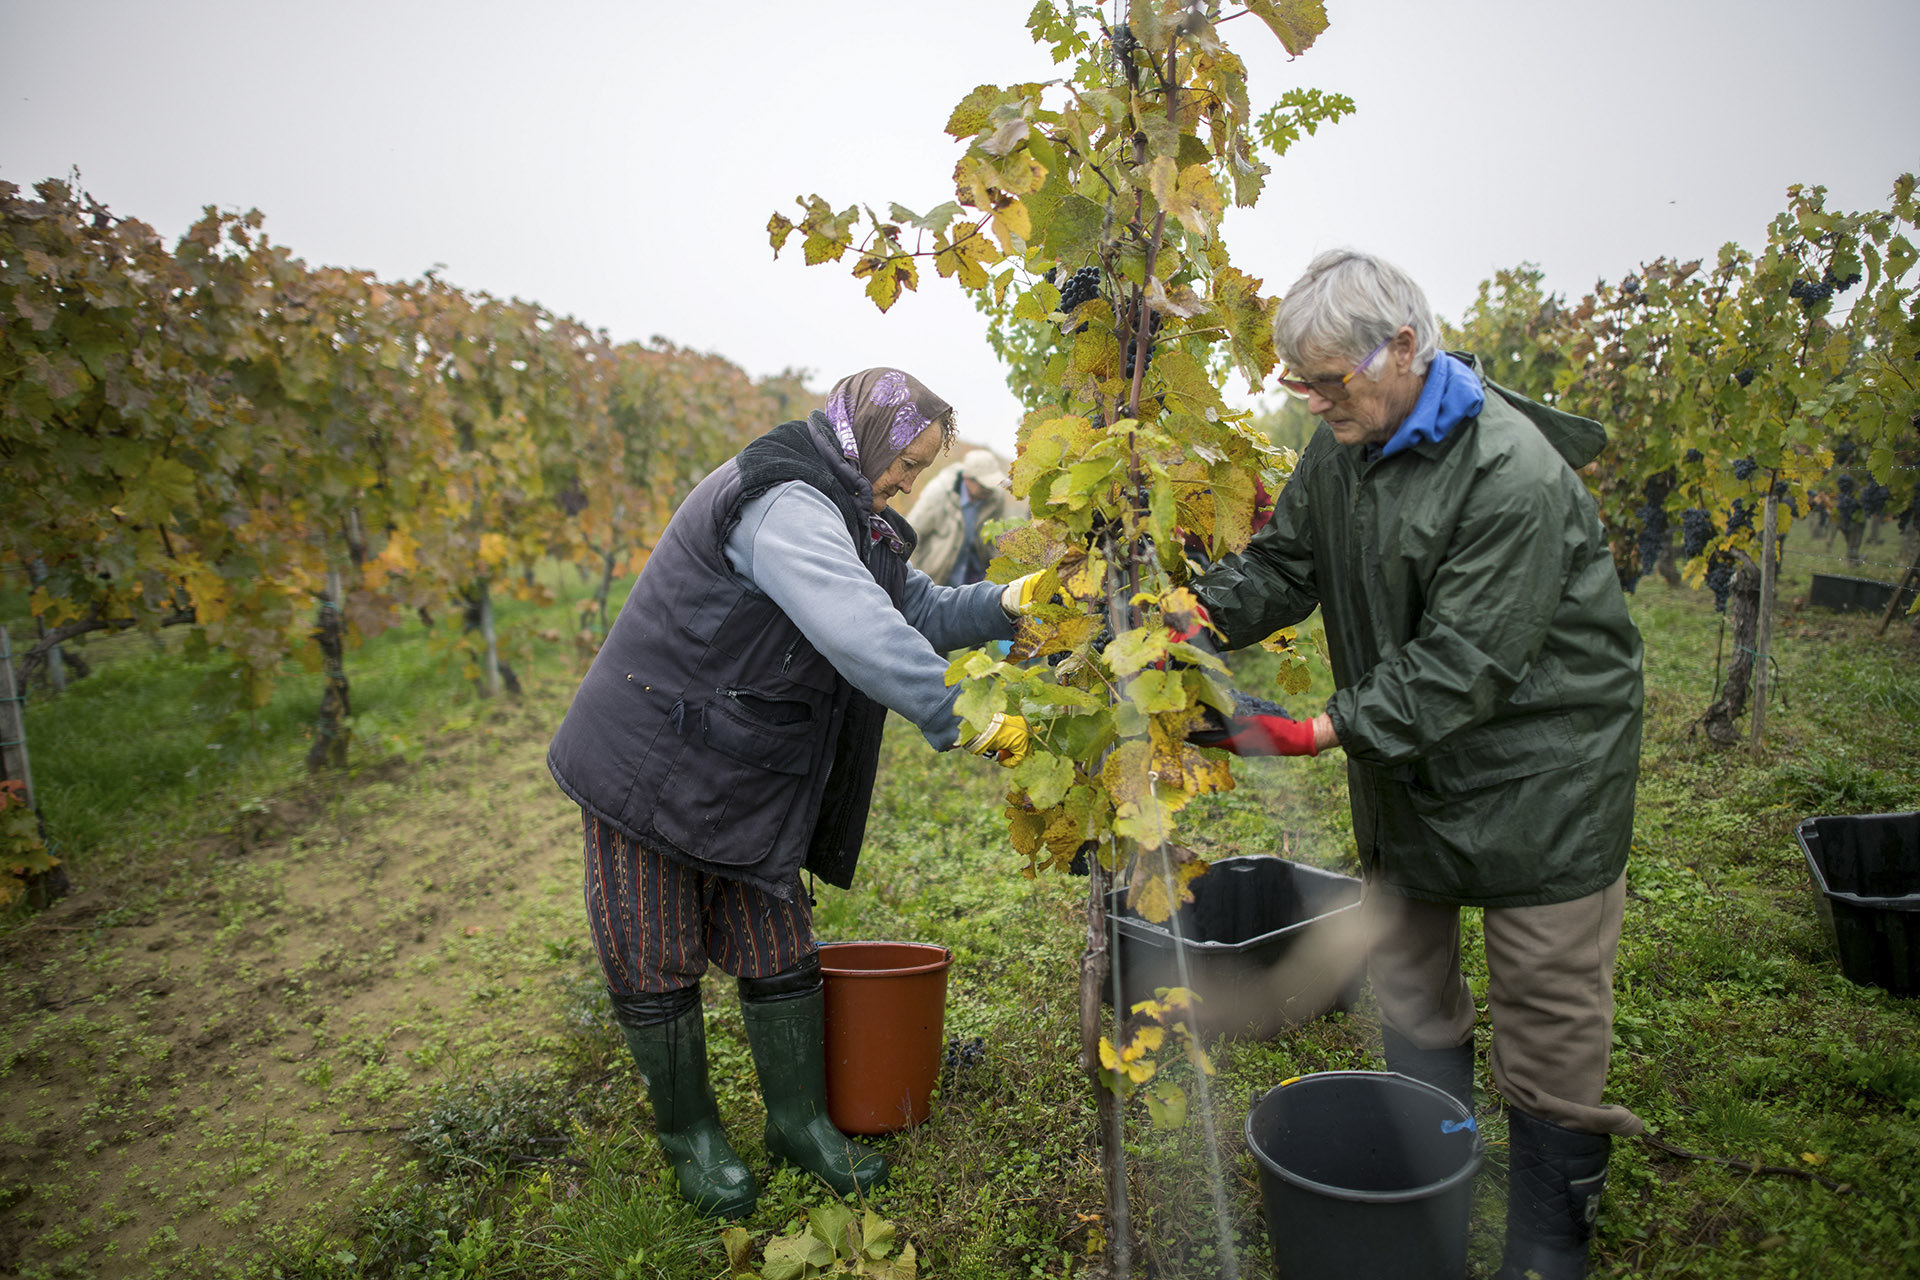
[1278,335,1394,401]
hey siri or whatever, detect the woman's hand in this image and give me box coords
[1000,573,1045,619]
[960,712,1032,766]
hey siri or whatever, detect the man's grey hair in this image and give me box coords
[1272,249,1440,379]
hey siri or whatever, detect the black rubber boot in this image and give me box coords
[615,991,757,1219]
[1498,1106,1612,1280]
[1382,1023,1476,1115]
[739,959,887,1197]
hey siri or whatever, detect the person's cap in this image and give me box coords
[960,448,1009,489]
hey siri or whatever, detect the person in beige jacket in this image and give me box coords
[907,448,1024,585]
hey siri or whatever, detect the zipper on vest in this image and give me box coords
[781,639,800,673]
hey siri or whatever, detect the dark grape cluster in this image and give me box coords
[1836,491,1861,525]
[1057,266,1103,314]
[1705,553,1736,613]
[1124,310,1163,380]
[942,1036,986,1077]
[1679,507,1715,561]
[1231,689,1295,719]
[1836,474,1856,497]
[1726,499,1754,534]
[1734,367,1757,388]
[1621,274,1640,295]
[1634,500,1668,580]
[1832,439,1857,464]
[1732,457,1759,481]
[1789,277,1836,308]
[1684,448,1705,464]
[1822,264,1863,293]
[1862,481,1891,517]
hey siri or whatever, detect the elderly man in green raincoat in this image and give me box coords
[1191,249,1643,1280]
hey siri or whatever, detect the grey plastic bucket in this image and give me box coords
[1245,1071,1484,1279]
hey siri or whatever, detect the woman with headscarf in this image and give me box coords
[547,368,1038,1218]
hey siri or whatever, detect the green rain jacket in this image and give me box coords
[1196,357,1643,908]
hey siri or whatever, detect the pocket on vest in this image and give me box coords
[647,693,816,867]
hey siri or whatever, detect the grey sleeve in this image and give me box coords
[897,566,1015,652]
[725,482,1001,749]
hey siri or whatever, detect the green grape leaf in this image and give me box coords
[1011,750,1075,810]
[1144,1081,1189,1128]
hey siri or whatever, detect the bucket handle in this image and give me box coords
[1273,1074,1479,1135]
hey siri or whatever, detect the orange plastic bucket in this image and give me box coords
[818,940,953,1135]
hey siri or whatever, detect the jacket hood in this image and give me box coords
[1453,351,1608,470]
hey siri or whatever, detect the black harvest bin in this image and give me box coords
[1795,812,1920,996]
[1807,572,1918,615]
[1104,856,1365,1037]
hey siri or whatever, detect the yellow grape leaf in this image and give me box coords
[1123,1025,1166,1061]
[1161,586,1209,638]
[991,199,1033,253]
[1212,264,1279,387]
[767,211,795,253]
[1101,739,1154,811]
[1011,611,1100,660]
[182,567,230,624]
[721,1225,752,1271]
[1007,805,1047,862]
[1105,627,1171,679]
[933,223,998,289]
[945,83,1026,138]
[1131,871,1175,924]
[1277,659,1313,696]
[1061,548,1109,602]
[1245,0,1330,55]
[478,531,509,568]
[1146,159,1226,237]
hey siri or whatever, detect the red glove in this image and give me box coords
[1188,693,1319,757]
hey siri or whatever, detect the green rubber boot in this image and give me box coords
[620,1008,757,1218]
[740,986,888,1196]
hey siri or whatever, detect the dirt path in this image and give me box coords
[0,694,590,1279]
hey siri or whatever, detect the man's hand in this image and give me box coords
[960,712,1032,766]
[1188,691,1328,757]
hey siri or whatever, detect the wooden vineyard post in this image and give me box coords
[1750,489,1780,762]
[0,625,66,905]
[0,627,35,808]
[1875,546,1920,637]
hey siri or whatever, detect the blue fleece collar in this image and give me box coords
[1377,351,1485,459]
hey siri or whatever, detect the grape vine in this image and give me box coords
[768,3,1347,1267]
[1444,175,1920,738]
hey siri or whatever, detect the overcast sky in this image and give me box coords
[4,0,1916,455]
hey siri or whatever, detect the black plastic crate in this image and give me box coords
[1104,856,1366,1038]
[1808,572,1915,615]
[1795,812,1920,996]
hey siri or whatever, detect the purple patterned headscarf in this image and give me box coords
[822,368,954,484]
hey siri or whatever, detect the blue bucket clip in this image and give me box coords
[1440,1116,1477,1135]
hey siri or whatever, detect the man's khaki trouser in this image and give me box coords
[1362,872,1644,1137]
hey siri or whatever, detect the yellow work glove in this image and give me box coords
[1000,572,1045,619]
[959,712,1032,767]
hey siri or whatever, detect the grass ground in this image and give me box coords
[1,532,1917,1279]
